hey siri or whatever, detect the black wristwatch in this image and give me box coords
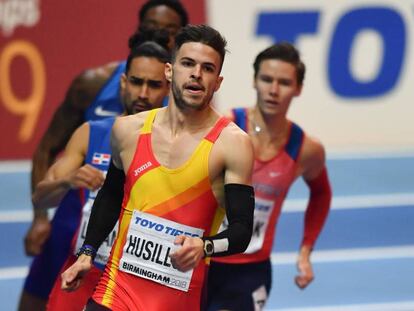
[76,244,96,260]
[203,239,214,258]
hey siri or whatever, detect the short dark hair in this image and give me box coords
[126,29,171,74]
[139,0,189,27]
[253,42,305,85]
[172,24,227,71]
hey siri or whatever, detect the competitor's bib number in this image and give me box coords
[219,197,274,254]
[119,211,204,292]
[74,198,119,266]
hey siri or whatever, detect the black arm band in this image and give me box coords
[83,161,125,250]
[204,183,254,257]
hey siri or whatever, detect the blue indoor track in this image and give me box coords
[1,154,413,310]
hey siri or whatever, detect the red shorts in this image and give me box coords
[47,255,103,311]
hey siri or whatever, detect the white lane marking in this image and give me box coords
[283,193,414,212]
[0,160,31,173]
[327,149,414,159]
[266,301,414,311]
[271,245,414,265]
[0,209,56,223]
[0,210,33,223]
[0,151,413,173]
[0,266,28,280]
[2,192,414,223]
[1,247,412,281]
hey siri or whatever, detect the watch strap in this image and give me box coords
[76,244,97,260]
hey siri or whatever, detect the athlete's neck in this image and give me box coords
[250,106,290,144]
[162,102,219,137]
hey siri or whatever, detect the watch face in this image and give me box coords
[205,240,214,255]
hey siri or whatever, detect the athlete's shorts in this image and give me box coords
[47,255,103,311]
[206,259,272,311]
[23,190,82,299]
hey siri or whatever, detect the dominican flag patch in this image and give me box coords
[92,153,111,165]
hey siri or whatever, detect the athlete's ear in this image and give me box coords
[120,73,127,91]
[214,76,223,92]
[165,63,172,82]
[119,73,128,97]
[295,83,303,97]
[253,76,258,90]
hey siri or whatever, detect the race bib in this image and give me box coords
[219,197,274,254]
[119,211,204,292]
[74,198,119,266]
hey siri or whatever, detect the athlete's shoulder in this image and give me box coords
[218,119,253,156]
[66,61,124,111]
[116,110,151,126]
[73,61,121,89]
[301,135,325,161]
[72,121,91,140]
[298,132,326,179]
[110,111,153,167]
[222,119,250,138]
[81,61,122,82]
[112,110,152,138]
[212,115,254,185]
[65,122,90,155]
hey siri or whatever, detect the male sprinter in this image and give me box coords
[62,25,255,311]
[207,42,332,311]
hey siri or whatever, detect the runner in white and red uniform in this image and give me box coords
[207,42,332,311]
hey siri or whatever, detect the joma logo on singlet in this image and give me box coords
[134,161,153,176]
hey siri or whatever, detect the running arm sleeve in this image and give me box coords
[301,167,332,247]
[203,183,254,257]
[83,161,125,250]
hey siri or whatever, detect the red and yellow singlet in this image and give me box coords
[92,109,229,310]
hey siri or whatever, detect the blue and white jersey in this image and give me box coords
[84,62,126,121]
[74,117,118,269]
[84,117,115,194]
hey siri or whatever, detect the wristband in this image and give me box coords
[76,244,96,260]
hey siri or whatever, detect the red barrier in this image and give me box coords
[0,0,205,159]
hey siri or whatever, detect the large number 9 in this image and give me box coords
[0,40,46,142]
